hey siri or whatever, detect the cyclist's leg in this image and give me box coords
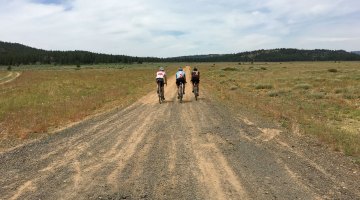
[161,80,165,99]
[182,79,186,94]
[191,80,194,92]
[156,79,159,94]
[196,79,199,94]
[176,79,180,98]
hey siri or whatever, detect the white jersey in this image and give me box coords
[156,71,166,79]
[176,71,186,79]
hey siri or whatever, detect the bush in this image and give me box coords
[7,66,12,71]
[230,85,238,90]
[328,69,338,73]
[268,91,279,97]
[334,88,347,94]
[255,84,273,89]
[222,67,237,71]
[295,83,311,90]
[268,90,287,97]
[310,92,326,99]
[343,93,357,99]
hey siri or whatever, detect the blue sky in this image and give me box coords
[0,0,359,57]
[34,0,63,4]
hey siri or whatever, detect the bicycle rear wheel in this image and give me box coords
[194,84,198,101]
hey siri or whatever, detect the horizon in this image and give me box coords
[2,40,359,58]
[1,0,360,57]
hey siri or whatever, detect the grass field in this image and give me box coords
[0,64,178,149]
[200,61,360,157]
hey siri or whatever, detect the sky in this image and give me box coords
[0,0,359,57]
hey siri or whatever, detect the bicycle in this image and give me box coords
[193,82,199,101]
[178,82,184,103]
[157,82,165,104]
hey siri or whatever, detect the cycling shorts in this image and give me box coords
[176,78,186,86]
[156,78,165,87]
[191,78,200,84]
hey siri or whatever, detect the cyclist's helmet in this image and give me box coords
[178,67,183,71]
[159,67,164,71]
[194,67,198,71]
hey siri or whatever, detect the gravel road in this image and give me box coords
[1,70,359,200]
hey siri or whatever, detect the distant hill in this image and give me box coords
[1,41,360,65]
[0,41,160,66]
[351,51,360,55]
[166,49,360,62]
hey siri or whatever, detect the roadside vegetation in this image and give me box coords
[0,64,177,150]
[201,62,360,158]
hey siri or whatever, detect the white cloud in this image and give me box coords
[0,0,359,56]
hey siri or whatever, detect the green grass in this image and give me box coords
[201,61,360,157]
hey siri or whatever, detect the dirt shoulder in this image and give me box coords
[0,71,359,199]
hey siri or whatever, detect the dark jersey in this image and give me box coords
[191,71,200,80]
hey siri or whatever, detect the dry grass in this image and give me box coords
[0,64,177,149]
[0,71,16,83]
[201,62,360,157]
[0,71,9,77]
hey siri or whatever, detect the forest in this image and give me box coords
[1,41,360,66]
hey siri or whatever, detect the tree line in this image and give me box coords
[0,41,160,66]
[1,41,360,66]
[166,49,360,62]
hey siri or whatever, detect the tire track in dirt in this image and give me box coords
[0,72,21,85]
[234,112,360,198]
[181,102,249,199]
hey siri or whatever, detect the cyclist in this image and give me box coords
[156,67,167,100]
[191,67,200,94]
[176,67,186,98]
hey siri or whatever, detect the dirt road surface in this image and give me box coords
[1,69,359,199]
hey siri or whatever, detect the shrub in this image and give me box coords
[222,67,237,71]
[295,83,311,90]
[255,84,273,89]
[230,86,238,90]
[310,92,326,99]
[334,88,347,94]
[268,91,279,97]
[7,66,12,71]
[328,69,338,73]
[268,90,287,97]
[343,93,357,99]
